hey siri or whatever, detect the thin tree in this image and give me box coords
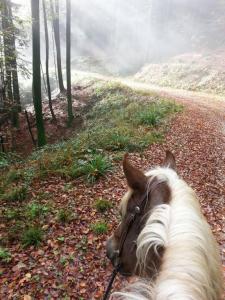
[2,0,19,127]
[2,0,13,104]
[42,0,56,122]
[66,0,73,126]
[31,0,46,147]
[50,0,65,94]
[8,0,21,112]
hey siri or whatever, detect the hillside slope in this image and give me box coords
[135,49,225,95]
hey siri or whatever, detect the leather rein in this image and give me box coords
[102,193,148,300]
[102,179,164,300]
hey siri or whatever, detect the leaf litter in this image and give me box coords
[0,92,224,299]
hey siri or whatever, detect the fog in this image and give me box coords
[13,0,225,95]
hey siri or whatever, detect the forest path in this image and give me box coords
[120,76,225,284]
[75,70,225,272]
[74,69,225,126]
[123,76,225,275]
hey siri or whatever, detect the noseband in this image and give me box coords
[102,178,165,300]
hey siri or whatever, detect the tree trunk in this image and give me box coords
[66,0,73,126]
[50,0,65,94]
[25,110,36,146]
[31,0,46,147]
[8,0,21,113]
[2,0,19,127]
[42,0,56,122]
[0,46,7,107]
[2,0,13,103]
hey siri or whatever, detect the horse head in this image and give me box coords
[106,151,176,277]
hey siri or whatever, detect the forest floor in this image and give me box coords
[0,76,224,299]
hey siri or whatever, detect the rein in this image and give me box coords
[102,179,165,300]
[102,194,148,300]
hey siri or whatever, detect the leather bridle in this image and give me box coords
[102,193,148,300]
[102,178,165,300]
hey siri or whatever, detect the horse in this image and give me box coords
[106,151,223,300]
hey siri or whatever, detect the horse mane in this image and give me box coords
[111,167,223,300]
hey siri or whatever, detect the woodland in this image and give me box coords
[0,0,224,299]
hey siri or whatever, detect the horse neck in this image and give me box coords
[146,171,223,300]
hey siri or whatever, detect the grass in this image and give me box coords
[22,226,43,248]
[4,208,20,220]
[0,152,20,170]
[0,247,12,263]
[25,202,49,219]
[8,222,24,242]
[1,185,27,202]
[0,81,181,192]
[0,80,182,247]
[6,169,23,184]
[70,154,112,183]
[57,209,73,223]
[91,221,108,235]
[94,199,112,213]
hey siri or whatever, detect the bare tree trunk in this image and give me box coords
[2,0,19,127]
[66,0,73,127]
[42,0,56,122]
[2,0,13,103]
[8,0,21,112]
[50,0,65,94]
[0,55,6,107]
[66,0,73,126]
[25,110,36,146]
[31,0,46,147]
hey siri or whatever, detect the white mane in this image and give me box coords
[111,167,223,300]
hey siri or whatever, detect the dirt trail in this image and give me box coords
[74,69,225,123]
[75,70,225,273]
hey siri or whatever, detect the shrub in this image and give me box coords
[91,222,108,235]
[94,199,112,213]
[71,154,112,183]
[22,226,43,247]
[0,247,11,263]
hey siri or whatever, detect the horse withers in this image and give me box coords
[106,151,223,300]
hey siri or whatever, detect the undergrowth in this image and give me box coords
[0,80,182,246]
[94,199,112,213]
[91,221,108,235]
[22,226,43,248]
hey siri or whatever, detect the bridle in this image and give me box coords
[102,178,165,300]
[102,205,145,300]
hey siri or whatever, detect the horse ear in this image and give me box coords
[164,150,176,170]
[123,154,147,191]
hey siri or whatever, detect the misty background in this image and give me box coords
[13,0,225,102]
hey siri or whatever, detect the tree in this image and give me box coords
[31,0,46,147]
[2,0,13,105]
[8,1,21,113]
[42,0,56,122]
[66,0,73,126]
[50,0,65,94]
[1,0,20,127]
